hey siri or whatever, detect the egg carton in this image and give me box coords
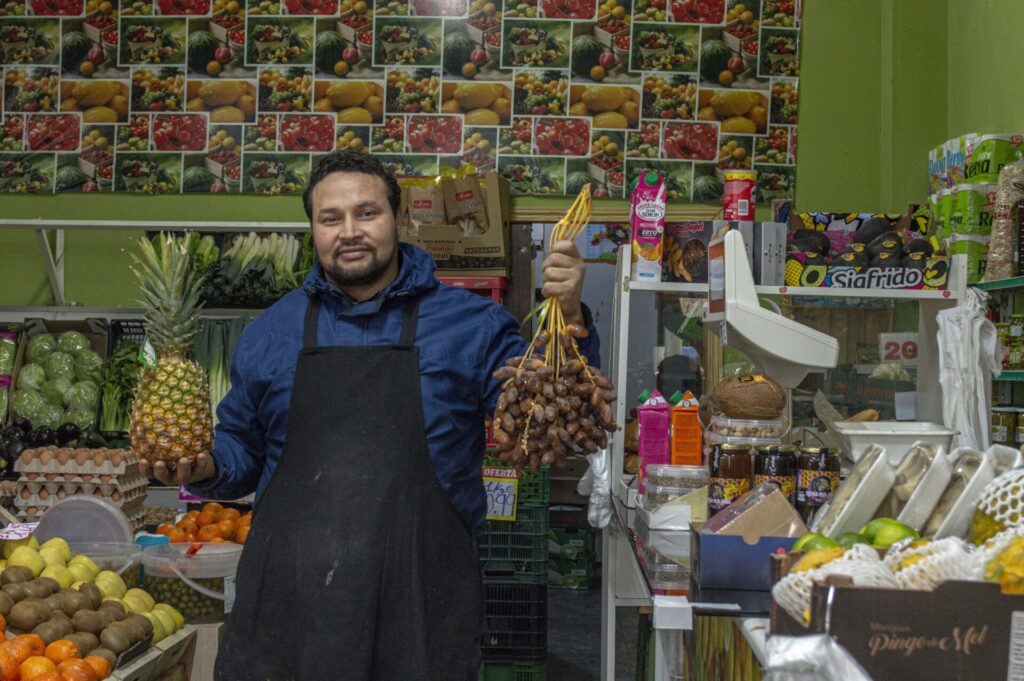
[16,448,139,476]
[15,488,148,511]
[21,468,142,484]
[15,475,148,500]
[17,498,146,523]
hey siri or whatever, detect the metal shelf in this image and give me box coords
[625,279,958,301]
[974,277,1024,292]
[0,307,264,322]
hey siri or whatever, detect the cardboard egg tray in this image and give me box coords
[15,471,147,497]
[16,449,140,477]
[16,497,145,525]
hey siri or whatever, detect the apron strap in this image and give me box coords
[303,294,421,350]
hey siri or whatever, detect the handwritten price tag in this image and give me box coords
[0,523,38,540]
[483,466,519,522]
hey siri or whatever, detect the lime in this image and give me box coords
[872,523,919,549]
[836,532,869,548]
[792,532,840,552]
[859,517,902,542]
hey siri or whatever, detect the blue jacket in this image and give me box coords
[189,243,600,534]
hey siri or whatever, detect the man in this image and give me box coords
[142,151,599,680]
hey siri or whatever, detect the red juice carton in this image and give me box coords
[630,171,667,282]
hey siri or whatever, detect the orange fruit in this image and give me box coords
[197,525,222,542]
[82,657,110,681]
[0,656,21,681]
[237,513,252,528]
[202,502,224,515]
[3,639,35,665]
[219,508,241,522]
[16,635,46,658]
[156,524,178,537]
[166,528,189,543]
[21,655,57,680]
[44,640,80,666]
[57,658,97,681]
[0,613,7,633]
[32,673,63,681]
[215,520,236,538]
[235,525,250,545]
[184,510,199,521]
[176,518,198,535]
[196,510,218,528]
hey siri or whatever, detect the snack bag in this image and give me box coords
[629,170,666,281]
[407,183,446,235]
[442,175,489,236]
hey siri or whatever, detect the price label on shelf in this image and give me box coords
[879,332,919,367]
[0,523,38,540]
[483,466,519,522]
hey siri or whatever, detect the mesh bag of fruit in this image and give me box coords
[491,185,618,473]
[883,537,973,591]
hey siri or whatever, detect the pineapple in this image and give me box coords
[129,234,213,468]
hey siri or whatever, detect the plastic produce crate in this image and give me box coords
[478,661,547,681]
[517,465,550,507]
[482,582,547,661]
[479,505,548,584]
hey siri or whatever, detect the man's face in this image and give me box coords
[310,171,398,289]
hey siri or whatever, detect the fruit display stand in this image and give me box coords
[597,239,973,681]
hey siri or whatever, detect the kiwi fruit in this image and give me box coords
[10,599,51,630]
[52,615,74,637]
[100,626,132,654]
[90,648,118,667]
[1,566,34,585]
[33,577,60,596]
[115,618,146,643]
[96,609,115,627]
[58,588,78,597]
[44,594,65,612]
[0,591,14,616]
[2,583,29,602]
[21,581,48,600]
[126,613,153,637]
[65,631,100,655]
[72,609,106,635]
[79,583,103,610]
[98,601,127,622]
[62,592,91,617]
[32,620,64,645]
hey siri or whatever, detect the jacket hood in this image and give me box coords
[302,242,439,309]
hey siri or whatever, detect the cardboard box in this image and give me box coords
[548,526,594,560]
[690,520,799,593]
[6,319,107,426]
[548,555,594,590]
[663,221,714,284]
[400,171,510,277]
[796,578,1024,681]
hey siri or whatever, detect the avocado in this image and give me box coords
[852,217,892,244]
[904,238,934,256]
[868,231,904,257]
[870,251,901,268]
[790,229,832,255]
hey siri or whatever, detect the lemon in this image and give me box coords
[353,0,366,11]
[603,142,618,155]
[718,70,734,86]
[461,62,477,78]
[79,60,95,77]
[333,60,350,76]
[226,0,239,10]
[610,4,624,18]
[206,60,222,77]
[590,65,606,81]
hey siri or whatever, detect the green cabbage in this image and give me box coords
[45,351,75,380]
[27,334,56,364]
[42,377,73,405]
[75,350,104,383]
[64,408,97,430]
[16,363,47,391]
[57,330,91,356]
[36,403,64,429]
[12,389,45,421]
[64,381,100,411]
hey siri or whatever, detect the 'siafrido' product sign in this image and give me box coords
[0,0,801,197]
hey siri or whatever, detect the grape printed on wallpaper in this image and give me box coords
[0,0,800,199]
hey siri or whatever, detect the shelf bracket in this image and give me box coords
[35,228,65,307]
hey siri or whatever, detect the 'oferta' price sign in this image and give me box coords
[0,523,38,540]
[483,466,519,522]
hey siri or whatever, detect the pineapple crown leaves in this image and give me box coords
[130,232,207,355]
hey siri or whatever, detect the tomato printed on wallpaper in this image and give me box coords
[0,0,799,198]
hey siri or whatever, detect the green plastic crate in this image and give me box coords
[479,661,547,681]
[480,505,549,585]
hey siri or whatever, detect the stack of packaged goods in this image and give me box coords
[478,464,549,681]
[14,448,148,530]
[929,134,1024,284]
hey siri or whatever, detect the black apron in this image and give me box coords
[215,294,483,681]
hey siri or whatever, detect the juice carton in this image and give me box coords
[636,389,670,493]
[630,171,667,282]
[670,391,702,466]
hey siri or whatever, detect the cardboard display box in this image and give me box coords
[690,522,798,593]
[400,172,510,277]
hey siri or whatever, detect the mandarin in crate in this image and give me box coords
[0,656,18,681]
[16,635,46,657]
[197,526,222,542]
[3,639,35,665]
[203,502,224,515]
[82,657,110,680]
[20,655,56,680]
[215,520,236,538]
[57,658,97,681]
[219,508,241,522]
[33,674,63,681]
[235,525,250,544]
[196,510,218,527]
[43,640,79,666]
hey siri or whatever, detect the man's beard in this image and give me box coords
[323,241,396,288]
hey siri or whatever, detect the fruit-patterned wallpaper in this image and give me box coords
[0,0,800,198]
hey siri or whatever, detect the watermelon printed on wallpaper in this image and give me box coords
[0,0,800,199]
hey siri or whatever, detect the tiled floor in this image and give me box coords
[547,587,640,681]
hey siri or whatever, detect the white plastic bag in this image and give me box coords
[764,635,874,681]
[581,449,612,529]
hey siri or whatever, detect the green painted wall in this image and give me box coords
[946,0,1024,137]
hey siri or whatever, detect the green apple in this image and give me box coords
[141,611,166,642]
[95,571,127,600]
[152,608,176,635]
[125,588,155,612]
[8,546,45,577]
[67,563,94,584]
[123,594,150,614]
[68,554,100,578]
[2,536,39,560]
[154,603,185,630]
[40,538,71,563]
[40,564,75,589]
[39,547,66,568]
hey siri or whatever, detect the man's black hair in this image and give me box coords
[302,151,402,221]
